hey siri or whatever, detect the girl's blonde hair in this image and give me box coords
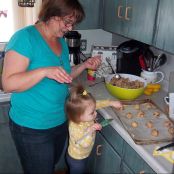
[66,84,96,123]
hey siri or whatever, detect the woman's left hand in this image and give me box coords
[84,56,101,70]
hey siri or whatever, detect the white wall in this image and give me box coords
[77,29,112,54]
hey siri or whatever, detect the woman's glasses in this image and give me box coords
[62,18,75,28]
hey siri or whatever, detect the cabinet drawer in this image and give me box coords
[122,142,155,174]
[97,115,124,156]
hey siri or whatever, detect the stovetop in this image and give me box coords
[0,90,11,102]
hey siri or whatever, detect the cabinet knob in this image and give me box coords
[125,6,132,20]
[96,144,102,156]
[139,170,145,174]
[117,6,123,18]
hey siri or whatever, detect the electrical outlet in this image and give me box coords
[80,39,87,51]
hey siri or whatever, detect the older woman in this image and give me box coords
[2,0,101,173]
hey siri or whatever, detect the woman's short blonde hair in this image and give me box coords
[38,0,85,24]
[66,84,96,123]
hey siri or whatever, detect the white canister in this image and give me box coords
[164,93,174,121]
[140,70,164,84]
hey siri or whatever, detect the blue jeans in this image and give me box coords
[9,118,68,174]
[66,153,88,174]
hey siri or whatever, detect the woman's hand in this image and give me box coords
[45,66,72,83]
[84,56,101,70]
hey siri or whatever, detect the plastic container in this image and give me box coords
[87,69,96,81]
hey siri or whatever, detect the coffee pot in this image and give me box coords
[64,31,81,66]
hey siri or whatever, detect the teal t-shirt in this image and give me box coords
[5,25,71,129]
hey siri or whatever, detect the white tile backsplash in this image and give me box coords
[77,29,112,54]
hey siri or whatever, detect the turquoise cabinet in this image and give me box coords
[75,0,103,30]
[122,141,155,173]
[153,0,174,54]
[88,133,122,173]
[0,102,23,173]
[103,0,158,44]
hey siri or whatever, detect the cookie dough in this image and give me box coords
[145,121,153,128]
[131,121,138,128]
[137,111,145,118]
[126,112,133,119]
[168,127,174,135]
[164,120,173,128]
[151,129,159,137]
[153,111,160,117]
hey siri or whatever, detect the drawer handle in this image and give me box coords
[96,145,102,156]
[139,171,145,174]
[117,6,123,18]
[125,6,132,20]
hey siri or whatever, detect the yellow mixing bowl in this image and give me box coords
[105,74,147,100]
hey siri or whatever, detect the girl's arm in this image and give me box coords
[96,100,123,110]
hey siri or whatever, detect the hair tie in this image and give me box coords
[82,90,87,96]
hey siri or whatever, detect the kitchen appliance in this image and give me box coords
[91,45,118,77]
[64,31,81,66]
[116,40,151,76]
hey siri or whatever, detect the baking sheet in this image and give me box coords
[112,99,174,145]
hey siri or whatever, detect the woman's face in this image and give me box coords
[50,15,76,37]
[80,102,97,122]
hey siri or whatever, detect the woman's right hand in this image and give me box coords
[45,66,72,83]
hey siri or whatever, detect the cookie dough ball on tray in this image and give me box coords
[126,112,133,119]
[131,121,138,128]
[153,111,160,118]
[151,129,159,137]
[145,121,154,128]
[164,120,173,128]
[168,127,174,135]
[137,111,145,118]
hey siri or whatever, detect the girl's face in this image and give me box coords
[80,102,97,122]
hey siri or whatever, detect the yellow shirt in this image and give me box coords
[68,100,110,159]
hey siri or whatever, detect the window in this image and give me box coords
[0,0,14,42]
[0,0,42,42]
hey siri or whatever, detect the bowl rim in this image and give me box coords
[105,73,147,90]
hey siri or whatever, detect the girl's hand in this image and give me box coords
[84,56,101,70]
[45,66,72,83]
[110,101,123,110]
[90,123,102,132]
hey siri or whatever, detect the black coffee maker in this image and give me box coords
[116,40,150,76]
[64,31,81,65]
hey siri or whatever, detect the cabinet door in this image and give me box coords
[97,116,124,156]
[124,0,158,44]
[121,161,134,174]
[0,125,23,173]
[103,0,158,44]
[103,0,125,35]
[75,0,103,30]
[153,0,174,54]
[122,142,155,174]
[92,133,122,173]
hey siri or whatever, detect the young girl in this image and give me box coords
[65,85,122,174]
